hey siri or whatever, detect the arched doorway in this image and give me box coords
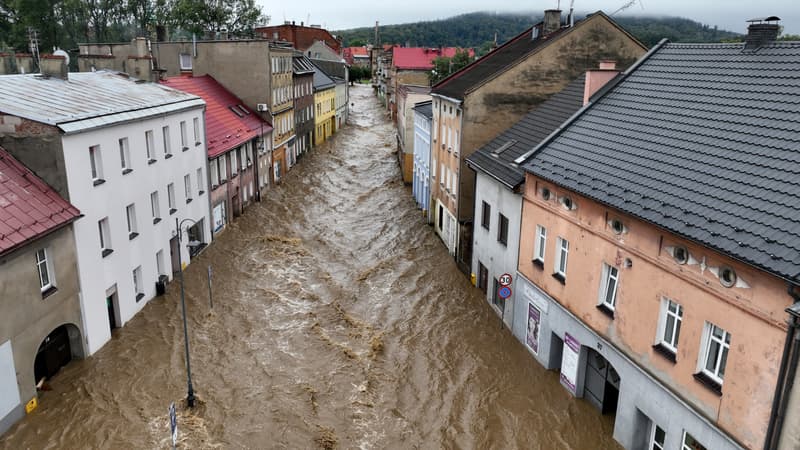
[584,348,620,416]
[33,324,82,386]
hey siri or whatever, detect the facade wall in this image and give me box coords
[314,88,336,146]
[778,357,800,449]
[335,81,348,131]
[398,91,431,184]
[0,119,69,200]
[272,48,295,171]
[471,171,521,328]
[515,173,791,449]
[61,107,212,354]
[430,96,462,247]
[412,110,431,219]
[208,140,259,234]
[256,25,341,53]
[0,226,84,435]
[293,73,315,154]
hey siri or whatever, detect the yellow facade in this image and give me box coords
[314,87,336,146]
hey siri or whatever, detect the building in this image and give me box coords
[464,75,588,328]
[312,63,336,146]
[343,46,370,67]
[0,69,212,355]
[396,85,431,183]
[311,58,349,131]
[256,22,341,53]
[161,75,273,234]
[411,100,433,220]
[513,23,800,450]
[430,9,646,270]
[270,41,296,178]
[306,40,344,62]
[293,54,316,156]
[0,147,82,435]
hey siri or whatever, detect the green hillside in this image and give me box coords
[335,12,743,53]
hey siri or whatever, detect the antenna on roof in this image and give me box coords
[27,27,41,73]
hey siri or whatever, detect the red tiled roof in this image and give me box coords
[160,75,273,159]
[0,147,80,255]
[392,47,475,70]
[346,47,369,57]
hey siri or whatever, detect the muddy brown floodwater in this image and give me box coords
[1,85,620,450]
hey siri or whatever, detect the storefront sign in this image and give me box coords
[560,332,580,394]
[523,281,549,314]
[526,303,541,354]
[213,203,225,233]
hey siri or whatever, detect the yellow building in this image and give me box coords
[312,65,336,146]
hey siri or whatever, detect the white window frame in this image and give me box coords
[125,203,138,238]
[133,265,143,300]
[179,53,192,70]
[554,237,569,278]
[150,191,160,222]
[698,322,731,385]
[230,150,238,174]
[162,126,172,157]
[657,298,683,352]
[193,118,201,145]
[534,225,546,262]
[156,250,165,276]
[210,159,219,187]
[145,130,155,162]
[98,217,112,254]
[167,183,176,212]
[119,138,131,173]
[682,431,707,450]
[598,263,620,310]
[36,247,54,292]
[180,121,188,149]
[89,145,103,182]
[184,174,192,202]
[197,168,204,194]
[649,424,665,450]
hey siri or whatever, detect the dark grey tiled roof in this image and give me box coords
[413,100,433,119]
[293,55,315,74]
[523,41,800,281]
[311,60,335,90]
[466,77,585,189]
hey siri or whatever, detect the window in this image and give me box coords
[210,159,219,187]
[230,150,238,175]
[179,53,192,70]
[89,145,104,185]
[150,191,161,223]
[119,138,131,174]
[36,248,55,293]
[180,121,188,150]
[649,425,665,450]
[478,262,488,294]
[167,183,176,214]
[492,278,503,308]
[541,187,552,201]
[197,168,204,195]
[156,250,165,276]
[133,266,144,301]
[698,322,731,387]
[184,174,192,203]
[719,266,737,288]
[681,432,707,450]
[98,217,112,257]
[533,225,546,264]
[481,201,491,230]
[657,298,683,354]
[560,195,576,210]
[554,237,568,280]
[497,213,509,246]
[598,263,619,312]
[126,204,138,239]
[162,126,172,157]
[193,118,201,145]
[219,157,227,182]
[146,130,156,163]
[673,245,689,264]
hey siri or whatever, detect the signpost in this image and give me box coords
[497,277,512,330]
[499,273,512,287]
[169,402,178,449]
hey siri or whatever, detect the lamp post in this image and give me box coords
[175,217,196,408]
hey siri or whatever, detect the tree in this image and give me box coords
[429,49,472,84]
[170,0,264,37]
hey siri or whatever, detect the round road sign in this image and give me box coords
[499,273,513,286]
[498,286,512,299]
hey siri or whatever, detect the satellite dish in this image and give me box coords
[53,49,70,66]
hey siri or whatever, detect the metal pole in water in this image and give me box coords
[207,265,213,309]
[176,218,196,408]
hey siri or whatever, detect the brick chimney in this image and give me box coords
[744,16,781,50]
[40,54,68,80]
[543,10,562,34]
[583,60,619,105]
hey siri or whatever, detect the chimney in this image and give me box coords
[744,16,781,50]
[543,9,562,34]
[134,37,148,58]
[40,54,68,80]
[583,60,618,105]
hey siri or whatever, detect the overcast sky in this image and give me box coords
[257,0,799,36]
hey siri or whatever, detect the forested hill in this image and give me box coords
[335,12,742,52]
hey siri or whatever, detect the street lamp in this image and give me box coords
[175,217,198,408]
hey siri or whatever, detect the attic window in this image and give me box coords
[179,53,192,70]
[229,106,244,117]
[541,187,552,201]
[491,140,517,157]
[560,196,576,210]
[719,266,737,288]
[610,219,625,235]
[236,105,250,115]
[673,246,689,265]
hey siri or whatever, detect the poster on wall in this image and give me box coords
[526,303,541,354]
[560,333,580,394]
[213,203,225,233]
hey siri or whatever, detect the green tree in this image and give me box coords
[170,0,264,36]
[429,49,472,84]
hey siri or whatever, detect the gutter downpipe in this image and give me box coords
[765,283,800,449]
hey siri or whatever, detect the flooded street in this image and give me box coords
[1,85,618,449]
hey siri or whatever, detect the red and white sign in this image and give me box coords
[499,273,513,286]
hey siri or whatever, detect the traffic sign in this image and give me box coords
[169,402,178,448]
[499,273,513,286]
[498,286,512,299]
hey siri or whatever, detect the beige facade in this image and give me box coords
[396,86,430,184]
[270,45,295,176]
[430,96,462,255]
[517,173,794,449]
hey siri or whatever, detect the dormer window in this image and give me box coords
[559,196,576,210]
[541,187,551,201]
[671,245,688,264]
[610,218,625,235]
[719,266,737,288]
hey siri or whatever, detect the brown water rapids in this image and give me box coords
[1,85,619,450]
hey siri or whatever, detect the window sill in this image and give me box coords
[596,303,615,319]
[652,343,677,363]
[169,208,177,215]
[93,178,106,186]
[128,232,139,240]
[186,198,192,204]
[182,146,189,152]
[135,293,145,302]
[195,142,202,147]
[231,173,238,178]
[497,240,508,247]
[693,372,723,396]
[532,259,544,269]
[165,153,173,159]
[122,168,133,175]
[41,286,58,299]
[102,248,113,258]
[481,224,489,231]
[552,272,566,285]
[148,159,157,165]
[198,190,205,196]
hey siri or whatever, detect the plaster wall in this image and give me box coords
[398,92,431,183]
[516,173,790,449]
[412,110,432,218]
[430,97,461,222]
[778,358,800,449]
[0,119,69,200]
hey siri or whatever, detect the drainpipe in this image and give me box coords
[764,283,800,449]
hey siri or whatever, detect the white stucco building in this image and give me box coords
[0,70,212,355]
[412,100,432,221]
